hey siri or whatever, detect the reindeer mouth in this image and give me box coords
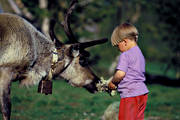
[83,77,99,93]
[83,83,98,93]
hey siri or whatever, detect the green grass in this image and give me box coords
[9,80,120,120]
[0,80,179,120]
[146,61,177,79]
[0,61,177,120]
[146,84,180,120]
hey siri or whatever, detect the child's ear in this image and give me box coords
[124,39,129,42]
[124,39,128,45]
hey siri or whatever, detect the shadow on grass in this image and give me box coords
[145,73,180,87]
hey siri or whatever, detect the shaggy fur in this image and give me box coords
[0,13,104,120]
[0,13,54,87]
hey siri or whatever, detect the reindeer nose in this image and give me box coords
[83,83,97,93]
[93,74,100,82]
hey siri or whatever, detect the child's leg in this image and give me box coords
[118,94,148,120]
[118,97,138,120]
[137,94,148,120]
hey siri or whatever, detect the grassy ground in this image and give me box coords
[146,84,180,120]
[146,61,177,79]
[0,80,179,120]
[9,80,119,120]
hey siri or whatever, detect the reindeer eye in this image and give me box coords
[80,50,90,57]
[70,45,80,57]
[79,57,88,67]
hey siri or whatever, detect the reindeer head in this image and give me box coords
[49,0,107,93]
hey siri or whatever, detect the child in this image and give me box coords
[108,23,149,120]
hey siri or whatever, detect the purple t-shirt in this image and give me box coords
[116,46,149,98]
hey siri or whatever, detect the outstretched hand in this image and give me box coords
[108,81,117,90]
[96,77,117,96]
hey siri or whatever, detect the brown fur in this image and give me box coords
[0,13,54,87]
[0,13,105,120]
[0,13,55,120]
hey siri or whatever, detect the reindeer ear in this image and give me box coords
[70,44,80,57]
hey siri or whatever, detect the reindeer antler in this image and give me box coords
[61,0,108,47]
[79,38,108,49]
[49,19,63,47]
[61,0,78,43]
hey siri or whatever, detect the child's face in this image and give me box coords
[117,39,136,52]
[117,40,127,52]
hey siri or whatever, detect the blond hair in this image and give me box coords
[111,23,138,46]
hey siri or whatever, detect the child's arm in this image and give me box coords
[112,70,125,84]
[108,70,125,89]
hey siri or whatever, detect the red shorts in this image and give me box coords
[119,94,148,120]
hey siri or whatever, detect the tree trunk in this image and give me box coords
[39,0,49,37]
[8,0,21,14]
[15,0,33,20]
[39,0,47,8]
[130,4,141,23]
[42,17,50,37]
[0,0,16,13]
[0,4,3,13]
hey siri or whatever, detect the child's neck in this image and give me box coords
[127,41,137,51]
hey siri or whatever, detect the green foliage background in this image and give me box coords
[18,0,179,79]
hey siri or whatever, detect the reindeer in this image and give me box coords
[0,0,107,119]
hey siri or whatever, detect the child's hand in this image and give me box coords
[108,81,117,90]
